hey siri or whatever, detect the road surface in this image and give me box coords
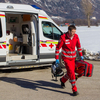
[0,60,100,100]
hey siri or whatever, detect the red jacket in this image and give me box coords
[55,32,82,60]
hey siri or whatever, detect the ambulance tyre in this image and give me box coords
[59,54,65,68]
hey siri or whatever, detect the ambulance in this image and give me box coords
[0,3,64,69]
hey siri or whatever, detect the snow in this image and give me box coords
[51,16,66,21]
[60,26,100,60]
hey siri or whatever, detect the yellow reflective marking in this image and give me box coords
[40,41,58,44]
[0,16,5,17]
[2,43,6,44]
[46,42,58,44]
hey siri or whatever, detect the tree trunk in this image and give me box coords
[87,14,90,27]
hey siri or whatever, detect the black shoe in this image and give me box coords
[73,91,79,96]
[60,78,65,88]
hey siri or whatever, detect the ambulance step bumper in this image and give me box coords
[0,64,52,70]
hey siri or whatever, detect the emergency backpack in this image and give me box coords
[51,62,64,80]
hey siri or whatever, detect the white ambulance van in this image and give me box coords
[0,3,64,69]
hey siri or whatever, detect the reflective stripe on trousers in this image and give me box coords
[55,54,59,55]
[64,74,69,80]
[72,83,76,86]
[69,79,76,83]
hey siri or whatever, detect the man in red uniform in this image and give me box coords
[55,25,84,96]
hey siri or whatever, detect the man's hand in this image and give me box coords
[81,56,84,60]
[55,59,60,64]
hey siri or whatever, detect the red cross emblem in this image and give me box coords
[49,43,54,48]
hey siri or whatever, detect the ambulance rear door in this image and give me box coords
[0,12,6,65]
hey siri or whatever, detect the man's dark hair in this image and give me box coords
[68,25,76,31]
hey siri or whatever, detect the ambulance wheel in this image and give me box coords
[59,57,65,68]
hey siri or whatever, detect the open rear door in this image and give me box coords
[6,14,38,65]
[0,12,6,65]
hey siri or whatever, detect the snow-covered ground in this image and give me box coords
[60,26,100,60]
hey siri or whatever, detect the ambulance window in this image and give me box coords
[51,24,62,40]
[42,22,53,39]
[0,19,2,37]
[42,21,62,40]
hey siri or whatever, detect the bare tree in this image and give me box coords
[81,0,94,27]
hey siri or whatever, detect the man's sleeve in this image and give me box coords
[76,35,83,56]
[55,37,64,59]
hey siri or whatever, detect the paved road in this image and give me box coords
[0,60,100,100]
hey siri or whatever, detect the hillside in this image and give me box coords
[0,0,100,20]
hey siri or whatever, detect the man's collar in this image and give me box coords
[66,32,75,39]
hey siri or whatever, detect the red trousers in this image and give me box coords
[61,59,77,92]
